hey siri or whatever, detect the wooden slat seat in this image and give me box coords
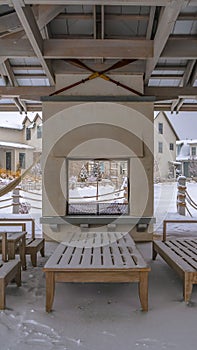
[0,219,45,267]
[25,238,45,267]
[0,232,21,309]
[153,238,197,302]
[43,232,150,312]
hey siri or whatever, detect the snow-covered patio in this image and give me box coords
[0,181,197,350]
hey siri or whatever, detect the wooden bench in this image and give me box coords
[0,219,45,267]
[153,238,197,302]
[0,232,21,309]
[43,232,150,312]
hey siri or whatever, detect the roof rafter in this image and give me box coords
[1,59,26,113]
[145,0,185,82]
[12,2,55,85]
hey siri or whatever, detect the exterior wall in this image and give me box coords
[0,128,23,143]
[42,100,154,242]
[154,112,177,180]
[0,114,42,172]
[22,116,42,153]
[177,140,197,177]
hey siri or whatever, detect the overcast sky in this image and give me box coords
[155,111,197,140]
[165,111,197,140]
[0,111,42,128]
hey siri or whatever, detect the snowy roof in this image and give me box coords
[176,140,190,161]
[0,141,34,149]
[0,114,24,130]
[187,140,197,145]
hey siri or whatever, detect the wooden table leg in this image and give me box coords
[0,279,5,309]
[8,242,15,260]
[183,273,193,302]
[20,236,26,270]
[138,272,149,312]
[45,272,55,312]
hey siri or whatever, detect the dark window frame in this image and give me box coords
[66,158,129,216]
[169,143,174,151]
[158,122,163,134]
[26,127,31,140]
[37,124,42,139]
[19,152,26,169]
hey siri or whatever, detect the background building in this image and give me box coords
[154,111,179,181]
[0,113,42,174]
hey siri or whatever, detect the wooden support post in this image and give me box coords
[177,176,186,216]
[12,187,20,214]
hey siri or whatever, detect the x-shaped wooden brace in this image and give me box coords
[50,59,143,96]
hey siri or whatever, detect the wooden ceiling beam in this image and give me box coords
[44,39,153,59]
[0,85,197,100]
[145,86,197,100]
[1,37,197,59]
[1,1,173,5]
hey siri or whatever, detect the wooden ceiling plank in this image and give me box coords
[146,6,156,39]
[0,12,21,34]
[37,5,65,29]
[12,3,55,85]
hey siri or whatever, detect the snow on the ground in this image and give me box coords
[154,181,197,238]
[0,182,197,350]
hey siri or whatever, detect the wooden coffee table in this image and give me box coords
[43,232,150,312]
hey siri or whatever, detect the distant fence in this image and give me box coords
[177,176,197,217]
[0,184,42,213]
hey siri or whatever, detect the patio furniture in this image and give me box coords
[0,232,21,309]
[43,232,150,312]
[0,227,27,270]
[0,219,45,267]
[153,238,197,302]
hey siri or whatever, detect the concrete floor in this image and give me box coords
[1,240,197,350]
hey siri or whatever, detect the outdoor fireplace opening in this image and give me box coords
[67,159,129,215]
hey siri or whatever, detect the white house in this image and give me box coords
[176,139,197,177]
[0,113,42,174]
[154,111,179,181]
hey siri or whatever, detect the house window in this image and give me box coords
[37,124,42,139]
[158,142,163,153]
[169,143,174,151]
[191,147,196,156]
[158,123,163,134]
[19,153,25,169]
[67,159,129,215]
[26,128,31,140]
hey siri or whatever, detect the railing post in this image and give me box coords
[177,176,186,216]
[12,187,20,214]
